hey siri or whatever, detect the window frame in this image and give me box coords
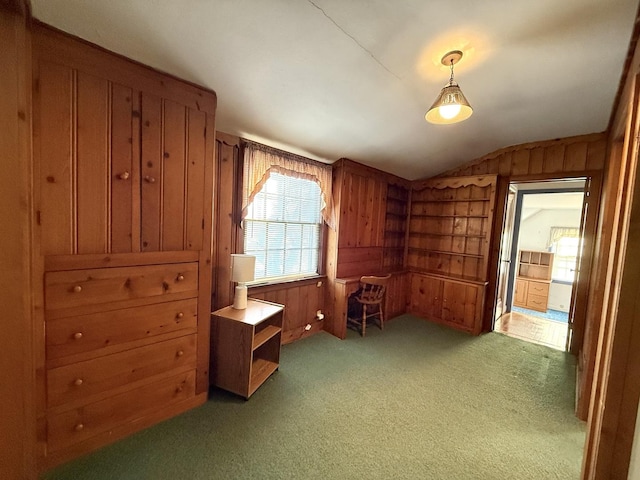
[239,172,327,286]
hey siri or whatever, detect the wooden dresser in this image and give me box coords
[514,250,554,312]
[32,24,216,469]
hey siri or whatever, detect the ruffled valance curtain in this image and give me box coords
[549,226,580,246]
[241,140,335,229]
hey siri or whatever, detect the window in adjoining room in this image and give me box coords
[549,227,580,282]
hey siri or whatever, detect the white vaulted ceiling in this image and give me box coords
[31,0,638,180]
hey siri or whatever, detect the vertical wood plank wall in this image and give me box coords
[213,132,241,311]
[582,8,640,475]
[0,4,37,478]
[325,159,411,337]
[436,134,606,342]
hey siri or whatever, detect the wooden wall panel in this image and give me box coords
[161,100,186,251]
[76,72,110,254]
[438,133,607,179]
[110,83,136,254]
[385,271,408,319]
[37,61,74,256]
[140,94,162,252]
[185,109,207,252]
[250,278,325,344]
[212,132,240,310]
[335,246,383,278]
[0,4,37,478]
[337,169,386,249]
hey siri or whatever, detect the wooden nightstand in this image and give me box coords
[210,299,284,399]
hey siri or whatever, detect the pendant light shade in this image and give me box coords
[425,50,473,125]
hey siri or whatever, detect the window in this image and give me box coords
[243,172,323,281]
[549,227,580,282]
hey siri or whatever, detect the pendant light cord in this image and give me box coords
[449,60,455,86]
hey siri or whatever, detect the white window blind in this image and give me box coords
[244,172,322,281]
[549,227,580,282]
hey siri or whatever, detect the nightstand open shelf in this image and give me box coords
[210,299,284,399]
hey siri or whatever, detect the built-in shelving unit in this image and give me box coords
[383,183,410,271]
[514,250,554,312]
[407,175,497,334]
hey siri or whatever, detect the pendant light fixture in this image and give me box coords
[425,50,473,125]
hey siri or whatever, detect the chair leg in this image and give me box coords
[361,305,366,337]
[379,305,384,330]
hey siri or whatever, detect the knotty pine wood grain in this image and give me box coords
[250,278,325,344]
[436,133,606,179]
[0,4,37,478]
[213,132,241,310]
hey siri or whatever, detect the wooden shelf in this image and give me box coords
[410,214,489,219]
[408,248,483,259]
[410,270,488,285]
[409,232,486,239]
[249,358,279,396]
[385,212,407,218]
[253,325,282,350]
[412,198,490,204]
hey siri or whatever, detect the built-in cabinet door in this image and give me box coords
[35,63,210,256]
[514,278,528,306]
[441,280,483,331]
[36,63,140,255]
[140,94,208,253]
[409,274,442,320]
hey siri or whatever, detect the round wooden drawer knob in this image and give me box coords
[177,350,184,357]
[176,312,184,319]
[73,378,83,386]
[74,423,84,432]
[118,171,130,180]
[144,175,156,183]
[176,274,185,282]
[72,285,82,293]
[73,332,83,340]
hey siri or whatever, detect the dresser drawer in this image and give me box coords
[527,281,549,296]
[47,370,195,452]
[45,263,198,312]
[526,294,548,312]
[47,335,197,407]
[46,298,198,362]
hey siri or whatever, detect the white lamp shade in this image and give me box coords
[231,254,256,283]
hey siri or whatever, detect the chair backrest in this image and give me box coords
[357,274,391,304]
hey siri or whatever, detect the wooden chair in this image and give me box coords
[347,274,391,336]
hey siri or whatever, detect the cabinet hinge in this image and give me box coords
[36,210,41,225]
[202,218,205,229]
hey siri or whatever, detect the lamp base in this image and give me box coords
[232,284,248,309]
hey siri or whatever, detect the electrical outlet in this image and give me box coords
[304,323,312,331]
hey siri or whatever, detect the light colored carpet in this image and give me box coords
[43,315,585,479]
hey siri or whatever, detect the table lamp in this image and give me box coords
[231,254,255,309]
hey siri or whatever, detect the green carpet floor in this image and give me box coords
[43,315,585,479]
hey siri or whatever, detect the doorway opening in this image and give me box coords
[493,179,586,351]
